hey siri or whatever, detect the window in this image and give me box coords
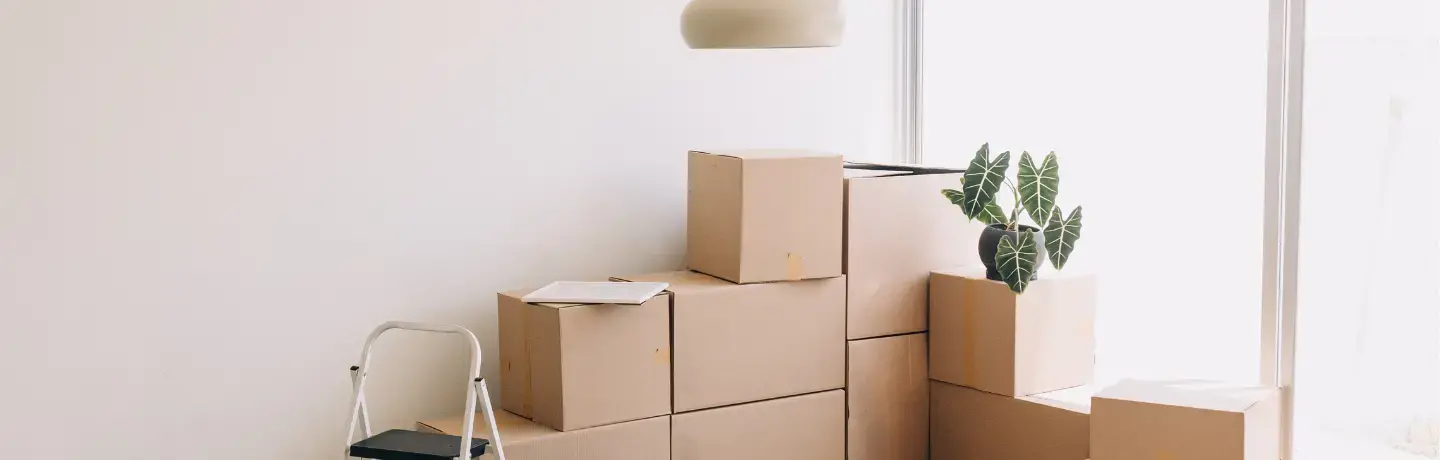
[915,0,1271,388]
[904,0,1440,458]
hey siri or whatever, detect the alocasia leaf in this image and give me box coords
[996,229,1038,293]
[943,187,1009,226]
[978,201,1009,226]
[961,144,1010,221]
[941,188,965,206]
[1018,151,1059,225]
[1043,205,1082,269]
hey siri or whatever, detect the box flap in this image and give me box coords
[1094,379,1277,412]
[690,149,840,160]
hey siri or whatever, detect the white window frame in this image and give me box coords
[1261,0,1305,458]
[897,1,1307,457]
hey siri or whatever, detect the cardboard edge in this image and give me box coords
[612,276,680,415]
[692,149,843,160]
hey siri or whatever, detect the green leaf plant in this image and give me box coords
[940,143,1084,293]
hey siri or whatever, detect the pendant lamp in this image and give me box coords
[681,0,844,49]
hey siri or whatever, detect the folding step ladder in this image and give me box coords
[344,322,507,460]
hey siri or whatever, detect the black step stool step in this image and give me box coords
[349,429,489,460]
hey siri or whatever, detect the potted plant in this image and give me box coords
[942,143,1083,294]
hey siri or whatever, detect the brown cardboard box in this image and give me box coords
[1091,380,1281,460]
[614,270,845,412]
[672,389,845,460]
[843,165,982,339]
[846,333,928,460]
[929,266,1096,397]
[497,290,670,431]
[417,410,668,460]
[930,379,1091,460]
[687,150,843,284]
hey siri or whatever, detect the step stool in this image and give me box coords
[344,322,507,460]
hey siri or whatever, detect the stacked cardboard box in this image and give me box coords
[416,151,1287,460]
[842,165,982,460]
[652,150,848,460]
[1090,379,1281,460]
[928,265,1098,460]
[426,150,851,460]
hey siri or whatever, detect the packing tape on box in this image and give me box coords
[786,253,803,281]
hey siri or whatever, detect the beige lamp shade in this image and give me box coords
[681,0,844,49]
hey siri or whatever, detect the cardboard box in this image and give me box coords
[929,266,1096,397]
[497,290,670,431]
[931,379,1091,460]
[417,410,668,460]
[615,270,845,412]
[672,389,845,460]
[687,150,843,284]
[843,165,982,339]
[1091,379,1281,460]
[846,333,928,460]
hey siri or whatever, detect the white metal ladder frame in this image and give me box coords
[344,321,506,460]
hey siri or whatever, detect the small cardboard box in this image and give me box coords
[417,410,668,460]
[1091,380,1281,460]
[843,165,982,339]
[672,389,845,460]
[615,270,845,412]
[846,333,928,460]
[930,380,1091,460]
[687,150,843,284]
[497,290,671,431]
[929,266,1096,397]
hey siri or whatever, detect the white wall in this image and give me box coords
[0,1,893,458]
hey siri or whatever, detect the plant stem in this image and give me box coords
[1003,179,1021,230]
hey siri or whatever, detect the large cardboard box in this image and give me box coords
[929,266,1096,397]
[615,270,845,412]
[843,165,981,339]
[1091,379,1280,460]
[687,150,843,284]
[497,290,670,431]
[931,380,1091,460]
[418,410,668,460]
[672,389,845,460]
[846,333,928,460]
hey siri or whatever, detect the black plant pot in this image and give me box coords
[978,223,1047,281]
